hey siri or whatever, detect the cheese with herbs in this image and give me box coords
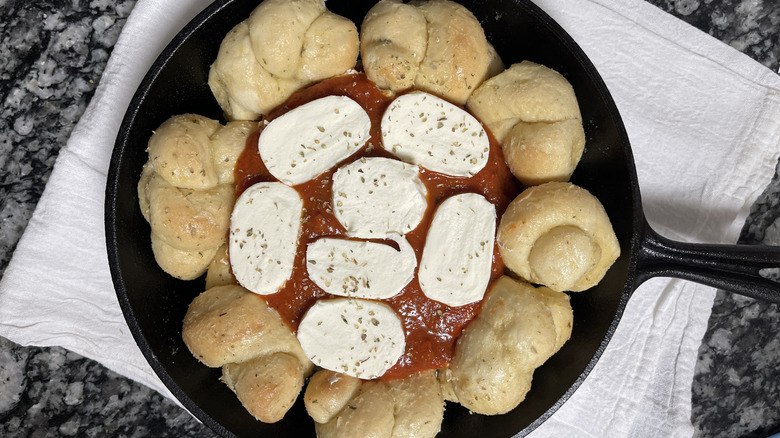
[380,91,489,177]
[331,157,427,238]
[297,298,405,379]
[229,182,303,295]
[259,95,371,185]
[419,193,496,306]
[306,234,416,299]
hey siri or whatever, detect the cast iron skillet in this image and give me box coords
[105,0,780,436]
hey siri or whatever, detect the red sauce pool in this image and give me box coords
[233,73,521,380]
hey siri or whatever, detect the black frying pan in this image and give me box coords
[104,0,780,436]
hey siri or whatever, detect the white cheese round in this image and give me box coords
[259,95,371,186]
[229,182,303,295]
[419,193,496,307]
[332,157,427,238]
[306,234,416,299]
[380,91,489,177]
[297,298,406,379]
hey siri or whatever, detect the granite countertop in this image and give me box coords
[0,1,778,437]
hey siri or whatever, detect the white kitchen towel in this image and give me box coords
[0,0,778,436]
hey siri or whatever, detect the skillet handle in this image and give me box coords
[635,222,780,303]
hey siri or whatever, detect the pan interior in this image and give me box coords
[105,0,639,436]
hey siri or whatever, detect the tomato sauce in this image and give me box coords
[233,73,521,380]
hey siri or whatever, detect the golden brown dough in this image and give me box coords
[497,182,620,292]
[209,21,301,121]
[467,61,585,185]
[308,370,444,438]
[298,11,360,81]
[183,285,313,425]
[150,233,217,281]
[467,61,582,139]
[533,286,574,351]
[442,276,572,415]
[182,284,311,369]
[502,119,586,186]
[146,173,233,252]
[209,120,258,185]
[139,115,251,279]
[485,43,505,80]
[360,0,501,104]
[147,114,222,190]
[304,370,362,424]
[248,0,326,78]
[222,353,306,423]
[209,0,359,120]
[204,244,235,289]
[137,163,154,222]
[385,370,444,438]
[414,0,497,104]
[360,0,428,92]
[315,381,395,438]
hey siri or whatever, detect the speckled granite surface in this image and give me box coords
[0,1,777,437]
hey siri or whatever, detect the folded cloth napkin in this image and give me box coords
[0,0,778,436]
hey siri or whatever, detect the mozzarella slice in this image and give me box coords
[332,157,427,238]
[419,193,496,306]
[381,91,489,177]
[229,182,303,295]
[259,95,371,186]
[297,298,405,379]
[306,234,416,299]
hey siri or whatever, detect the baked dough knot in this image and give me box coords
[208,0,360,121]
[360,0,504,105]
[497,182,621,292]
[440,276,573,415]
[304,369,445,438]
[468,61,587,186]
[182,284,315,423]
[137,114,257,280]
